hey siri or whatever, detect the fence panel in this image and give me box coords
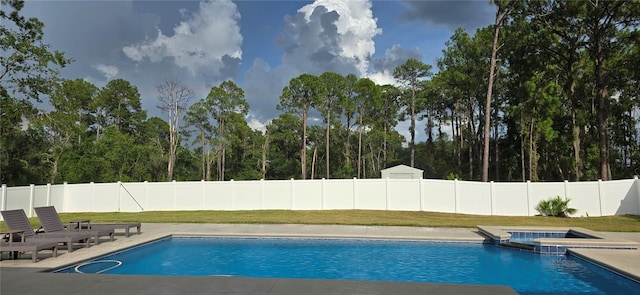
[601,179,639,215]
[117,182,146,212]
[145,182,177,211]
[387,179,421,211]
[234,180,263,210]
[4,186,32,216]
[422,180,455,213]
[355,179,387,210]
[262,180,292,209]
[203,181,234,210]
[492,183,529,216]
[322,179,354,210]
[566,181,601,217]
[529,182,566,216]
[457,181,491,215]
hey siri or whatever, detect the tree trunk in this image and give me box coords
[200,127,206,180]
[301,110,308,179]
[595,43,610,181]
[325,110,331,179]
[261,130,269,179]
[311,146,317,180]
[357,115,363,178]
[482,5,505,182]
[571,110,582,181]
[410,87,416,167]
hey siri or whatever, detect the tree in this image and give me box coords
[39,79,98,183]
[97,79,146,138]
[265,114,302,179]
[1,0,71,184]
[393,58,432,167]
[0,0,71,103]
[318,72,346,179]
[353,78,381,178]
[340,74,359,177]
[482,0,515,182]
[278,74,323,179]
[157,79,194,181]
[582,0,639,180]
[206,81,248,181]
[375,85,401,169]
[184,100,213,180]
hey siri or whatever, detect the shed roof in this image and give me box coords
[380,164,423,173]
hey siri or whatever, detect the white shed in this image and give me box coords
[380,164,423,179]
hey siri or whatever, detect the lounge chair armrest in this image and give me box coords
[68,219,91,231]
[1,230,25,245]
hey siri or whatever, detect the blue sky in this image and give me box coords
[23,0,496,141]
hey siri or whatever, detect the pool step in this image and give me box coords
[501,242,535,251]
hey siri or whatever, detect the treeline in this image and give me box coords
[2,0,639,186]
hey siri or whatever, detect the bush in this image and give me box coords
[535,196,577,217]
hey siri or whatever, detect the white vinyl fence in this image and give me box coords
[1,178,639,220]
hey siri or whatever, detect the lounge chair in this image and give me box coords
[84,223,141,237]
[1,231,59,262]
[34,206,115,245]
[0,209,91,252]
[35,205,140,237]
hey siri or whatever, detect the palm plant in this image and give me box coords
[535,196,577,217]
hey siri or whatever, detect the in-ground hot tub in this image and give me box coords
[477,226,639,255]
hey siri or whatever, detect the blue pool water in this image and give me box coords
[58,237,639,295]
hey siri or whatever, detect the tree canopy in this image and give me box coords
[2,0,639,185]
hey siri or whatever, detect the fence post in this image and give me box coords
[290,178,295,210]
[526,180,532,216]
[352,177,357,209]
[385,177,390,210]
[454,179,459,213]
[490,181,494,215]
[1,184,6,212]
[635,176,640,215]
[46,183,52,207]
[598,179,603,216]
[419,178,424,211]
[144,181,149,210]
[321,178,326,209]
[28,184,35,217]
[201,180,206,210]
[260,179,265,209]
[172,180,177,210]
[117,181,122,212]
[62,182,68,212]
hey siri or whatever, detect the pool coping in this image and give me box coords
[2,224,639,294]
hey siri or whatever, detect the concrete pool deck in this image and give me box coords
[2,224,639,294]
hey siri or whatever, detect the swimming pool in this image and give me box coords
[57,237,639,294]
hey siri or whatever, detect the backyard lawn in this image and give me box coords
[2,210,638,232]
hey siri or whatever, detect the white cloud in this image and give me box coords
[93,64,119,81]
[367,44,424,86]
[367,70,396,86]
[295,0,381,76]
[123,0,242,77]
[243,0,381,129]
[247,115,267,133]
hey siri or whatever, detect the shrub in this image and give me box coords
[535,196,577,217]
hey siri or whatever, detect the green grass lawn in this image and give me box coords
[2,210,639,232]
